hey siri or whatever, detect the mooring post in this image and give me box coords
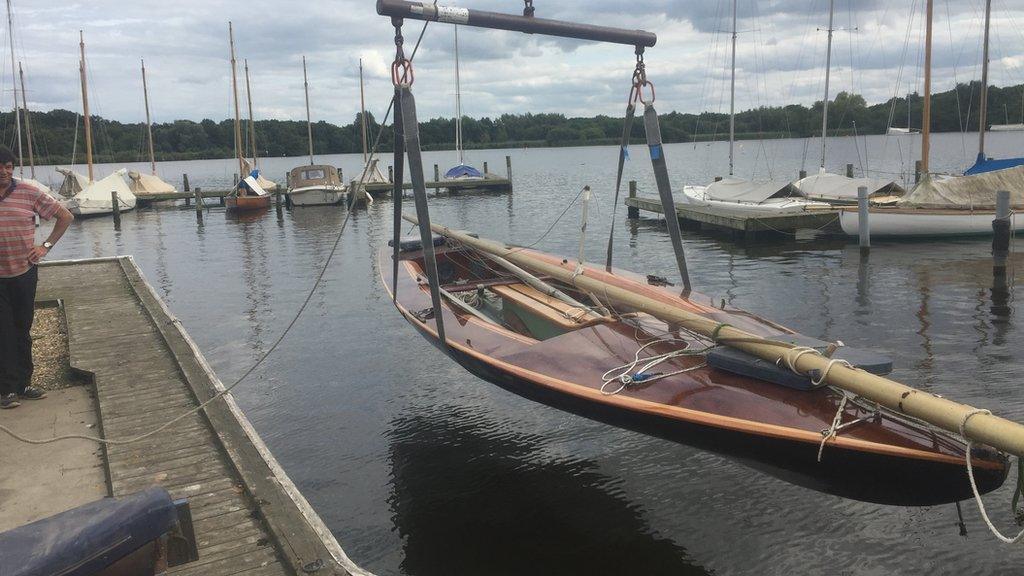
[218,189,225,206]
[857,185,870,253]
[993,189,1011,271]
[111,191,121,231]
[505,155,513,192]
[914,160,922,184]
[483,161,489,175]
[799,169,807,180]
[388,165,394,183]
[285,172,290,189]
[194,187,203,222]
[433,164,440,182]
[182,173,190,193]
[627,180,639,219]
[233,172,239,186]
[846,163,854,178]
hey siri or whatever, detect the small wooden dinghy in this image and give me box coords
[381,232,1009,506]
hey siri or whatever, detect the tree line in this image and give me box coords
[9,81,1022,165]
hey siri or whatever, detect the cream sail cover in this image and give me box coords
[898,165,1024,209]
[128,171,177,196]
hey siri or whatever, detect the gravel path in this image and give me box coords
[30,307,86,390]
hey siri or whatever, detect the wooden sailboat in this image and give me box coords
[241,58,278,193]
[382,220,1010,506]
[225,22,270,212]
[5,0,51,195]
[839,0,1024,237]
[60,31,135,217]
[681,0,821,213]
[127,59,177,198]
[286,55,346,207]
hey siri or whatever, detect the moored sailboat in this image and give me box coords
[286,56,346,207]
[225,22,270,212]
[127,59,177,199]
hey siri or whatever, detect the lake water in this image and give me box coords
[37,131,1024,575]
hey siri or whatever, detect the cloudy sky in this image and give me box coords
[6,0,1024,126]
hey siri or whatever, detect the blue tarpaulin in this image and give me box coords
[444,164,483,179]
[965,153,1024,175]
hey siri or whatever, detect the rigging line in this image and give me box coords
[506,184,588,254]
[0,11,440,447]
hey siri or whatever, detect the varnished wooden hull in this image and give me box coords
[225,194,272,211]
[381,246,1009,506]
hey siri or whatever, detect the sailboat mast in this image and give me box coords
[921,0,933,174]
[359,58,368,163]
[454,24,464,165]
[7,0,22,175]
[228,22,244,181]
[728,0,737,176]
[18,62,33,178]
[79,31,93,182]
[820,0,835,171]
[141,59,156,175]
[978,0,992,160]
[244,59,257,168]
[302,55,313,165]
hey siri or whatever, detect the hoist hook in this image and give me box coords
[523,0,535,17]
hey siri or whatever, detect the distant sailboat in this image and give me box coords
[127,59,177,198]
[444,25,483,181]
[793,0,903,204]
[964,0,1024,176]
[286,55,346,207]
[226,22,270,212]
[349,58,388,205]
[59,31,135,217]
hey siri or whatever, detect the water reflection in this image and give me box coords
[387,405,708,576]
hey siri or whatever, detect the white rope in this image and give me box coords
[818,394,849,462]
[600,338,709,395]
[960,409,1024,544]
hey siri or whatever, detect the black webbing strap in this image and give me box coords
[604,102,635,271]
[399,86,447,345]
[643,102,691,292]
[391,87,405,302]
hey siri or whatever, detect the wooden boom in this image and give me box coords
[405,214,1024,458]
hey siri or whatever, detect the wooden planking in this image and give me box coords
[37,260,291,576]
[625,195,841,235]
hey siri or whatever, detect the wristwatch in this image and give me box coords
[42,241,53,250]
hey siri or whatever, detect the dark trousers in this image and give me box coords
[0,266,37,396]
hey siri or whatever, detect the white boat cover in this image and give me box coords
[18,177,57,199]
[704,178,801,203]
[794,173,904,201]
[357,158,389,184]
[128,171,177,196]
[56,168,90,198]
[898,165,1024,209]
[240,175,269,196]
[63,169,137,212]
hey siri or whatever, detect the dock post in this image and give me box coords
[627,180,639,219]
[285,172,290,189]
[914,160,922,184]
[195,188,203,222]
[993,190,1011,271]
[111,192,121,231]
[483,161,489,175]
[219,189,225,206]
[388,165,394,183]
[233,173,239,186]
[505,155,513,192]
[275,190,283,216]
[799,169,807,180]
[846,163,854,178]
[182,173,190,193]
[857,186,870,253]
[434,164,440,182]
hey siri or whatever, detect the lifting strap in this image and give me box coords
[604,102,635,271]
[390,86,405,301]
[399,85,448,346]
[642,101,692,292]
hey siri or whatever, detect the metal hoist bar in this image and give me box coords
[390,86,406,302]
[376,0,657,47]
[399,85,448,345]
[604,102,635,271]
[643,103,692,292]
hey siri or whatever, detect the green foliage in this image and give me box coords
[14,82,1022,164]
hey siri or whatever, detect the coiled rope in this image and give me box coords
[960,409,1024,544]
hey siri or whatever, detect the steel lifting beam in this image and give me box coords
[376,0,657,48]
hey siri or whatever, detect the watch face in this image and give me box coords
[43,242,52,248]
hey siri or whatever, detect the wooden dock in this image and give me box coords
[33,257,366,576]
[625,193,841,238]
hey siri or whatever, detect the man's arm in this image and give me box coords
[28,205,74,264]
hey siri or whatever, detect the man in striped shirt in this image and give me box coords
[0,146,74,409]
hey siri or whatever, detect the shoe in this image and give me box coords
[19,386,47,400]
[0,393,20,409]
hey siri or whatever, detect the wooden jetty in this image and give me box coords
[26,257,365,576]
[625,183,841,239]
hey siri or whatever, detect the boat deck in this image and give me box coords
[18,257,359,576]
[625,194,841,237]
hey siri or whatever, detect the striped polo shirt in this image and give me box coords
[0,180,61,278]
